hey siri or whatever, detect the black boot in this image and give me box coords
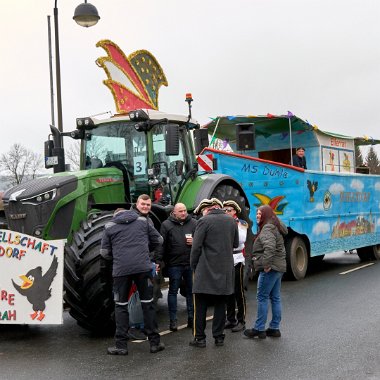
[243,328,266,339]
[169,319,178,332]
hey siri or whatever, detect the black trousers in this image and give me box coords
[193,293,226,340]
[226,263,246,324]
[113,272,160,349]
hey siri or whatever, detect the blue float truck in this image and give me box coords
[3,107,379,329]
[200,114,380,279]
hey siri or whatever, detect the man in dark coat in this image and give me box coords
[132,194,164,333]
[101,208,164,355]
[159,203,197,331]
[189,198,239,348]
[291,147,307,169]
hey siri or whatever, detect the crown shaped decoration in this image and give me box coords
[96,40,168,113]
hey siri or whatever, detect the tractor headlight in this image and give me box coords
[21,189,57,205]
[76,117,95,128]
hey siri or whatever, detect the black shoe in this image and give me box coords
[189,338,206,348]
[214,336,224,347]
[187,318,194,329]
[150,342,165,354]
[266,328,281,337]
[169,320,178,332]
[243,328,266,339]
[128,327,147,340]
[107,347,128,355]
[224,321,236,329]
[231,322,245,333]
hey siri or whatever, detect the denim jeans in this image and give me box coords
[167,266,193,321]
[254,270,283,331]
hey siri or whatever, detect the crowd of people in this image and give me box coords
[100,193,288,355]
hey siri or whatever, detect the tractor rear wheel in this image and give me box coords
[211,184,254,255]
[64,212,115,332]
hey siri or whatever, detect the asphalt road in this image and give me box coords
[1,251,380,380]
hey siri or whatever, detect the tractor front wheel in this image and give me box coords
[64,212,115,332]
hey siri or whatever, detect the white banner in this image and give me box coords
[0,230,65,324]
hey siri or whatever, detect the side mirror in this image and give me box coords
[165,124,180,156]
[44,140,54,169]
[47,125,65,172]
[193,128,209,155]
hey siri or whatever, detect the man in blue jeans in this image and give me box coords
[158,203,196,331]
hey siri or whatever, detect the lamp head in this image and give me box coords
[73,1,100,28]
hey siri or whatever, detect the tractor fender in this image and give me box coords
[193,174,249,209]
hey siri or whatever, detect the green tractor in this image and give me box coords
[2,102,252,331]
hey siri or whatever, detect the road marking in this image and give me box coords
[339,263,374,275]
[132,315,214,343]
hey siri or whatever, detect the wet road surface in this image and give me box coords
[1,251,380,380]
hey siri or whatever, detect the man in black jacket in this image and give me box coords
[189,198,239,348]
[291,147,307,169]
[133,194,164,306]
[159,203,197,331]
[101,208,164,355]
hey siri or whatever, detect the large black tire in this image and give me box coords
[64,212,115,332]
[285,236,308,280]
[0,215,7,229]
[357,245,380,261]
[211,184,254,255]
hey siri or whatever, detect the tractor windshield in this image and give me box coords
[83,121,148,198]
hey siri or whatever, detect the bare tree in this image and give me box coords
[65,141,81,171]
[29,151,43,179]
[0,143,43,185]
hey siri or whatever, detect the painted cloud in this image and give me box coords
[329,183,344,195]
[350,179,364,192]
[312,221,330,235]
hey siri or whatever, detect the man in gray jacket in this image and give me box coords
[189,198,239,348]
[101,208,164,355]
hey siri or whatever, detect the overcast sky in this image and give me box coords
[1,0,380,157]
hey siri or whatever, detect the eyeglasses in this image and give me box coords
[224,208,234,212]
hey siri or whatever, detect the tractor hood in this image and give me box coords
[3,167,125,240]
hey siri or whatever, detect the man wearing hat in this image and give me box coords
[291,147,307,169]
[223,200,248,332]
[189,198,239,348]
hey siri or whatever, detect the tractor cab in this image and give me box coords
[44,109,199,206]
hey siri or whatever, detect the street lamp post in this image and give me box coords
[53,0,100,134]
[51,1,100,173]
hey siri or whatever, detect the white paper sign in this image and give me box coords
[133,156,146,175]
[0,230,65,324]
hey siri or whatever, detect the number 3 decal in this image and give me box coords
[133,156,146,175]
